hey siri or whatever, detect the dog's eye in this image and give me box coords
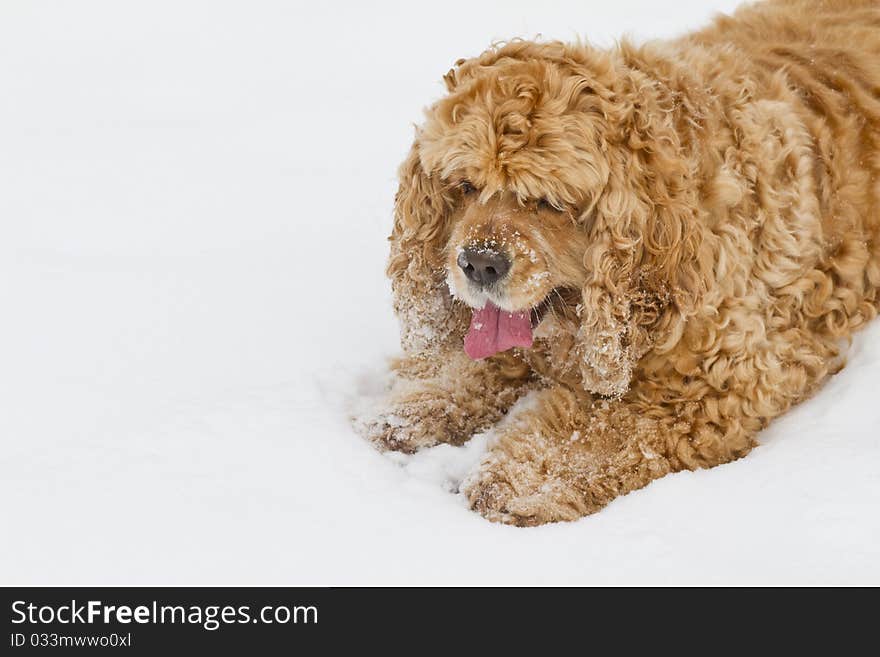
[459,180,477,195]
[538,198,563,212]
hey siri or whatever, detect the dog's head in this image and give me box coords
[389,41,712,396]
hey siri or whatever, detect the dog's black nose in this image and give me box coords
[457,247,511,286]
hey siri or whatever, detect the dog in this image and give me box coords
[358,0,880,525]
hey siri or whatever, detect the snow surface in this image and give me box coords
[1,0,878,585]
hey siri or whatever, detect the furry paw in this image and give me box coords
[354,404,445,454]
[462,448,590,526]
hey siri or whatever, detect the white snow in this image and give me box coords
[1,0,878,585]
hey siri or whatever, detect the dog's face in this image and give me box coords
[390,42,707,395]
[444,187,588,321]
[417,54,614,361]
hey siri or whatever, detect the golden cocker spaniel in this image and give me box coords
[359,0,880,525]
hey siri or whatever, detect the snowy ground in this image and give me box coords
[2,0,878,585]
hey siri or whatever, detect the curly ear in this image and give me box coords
[576,67,712,396]
[577,224,650,398]
[387,141,469,355]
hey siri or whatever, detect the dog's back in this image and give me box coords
[683,0,880,341]
[690,0,880,227]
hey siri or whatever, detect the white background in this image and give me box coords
[1,0,878,585]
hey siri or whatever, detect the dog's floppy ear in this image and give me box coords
[387,141,468,355]
[575,66,712,396]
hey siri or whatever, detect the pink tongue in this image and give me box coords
[463,301,533,360]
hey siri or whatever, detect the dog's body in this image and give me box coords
[360,0,880,525]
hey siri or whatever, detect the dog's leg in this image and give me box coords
[356,350,534,453]
[463,385,757,525]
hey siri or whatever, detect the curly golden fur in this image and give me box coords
[359,0,880,525]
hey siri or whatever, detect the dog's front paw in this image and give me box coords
[462,445,591,526]
[355,404,445,454]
